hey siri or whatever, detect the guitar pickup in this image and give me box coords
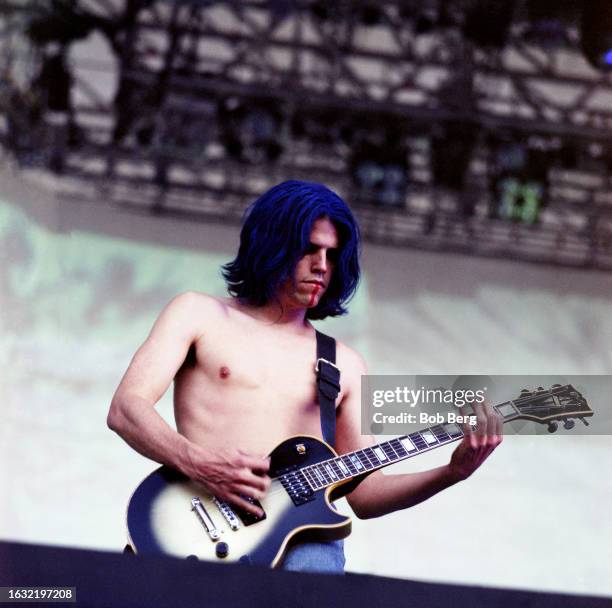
[280,470,315,506]
[231,496,266,527]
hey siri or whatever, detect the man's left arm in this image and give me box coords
[335,348,503,520]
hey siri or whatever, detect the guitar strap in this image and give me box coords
[315,330,341,448]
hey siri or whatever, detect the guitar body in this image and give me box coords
[126,435,352,567]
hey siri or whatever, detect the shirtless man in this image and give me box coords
[107,180,502,573]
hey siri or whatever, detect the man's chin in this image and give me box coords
[300,294,323,308]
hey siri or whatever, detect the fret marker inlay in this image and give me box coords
[400,437,416,452]
[350,454,364,470]
[373,447,387,461]
[421,430,438,445]
[338,460,350,475]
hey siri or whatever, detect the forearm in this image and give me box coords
[347,465,461,519]
[107,393,196,474]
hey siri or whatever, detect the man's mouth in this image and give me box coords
[304,280,325,288]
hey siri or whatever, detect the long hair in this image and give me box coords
[222,180,361,320]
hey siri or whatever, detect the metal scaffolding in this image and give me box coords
[2,0,612,269]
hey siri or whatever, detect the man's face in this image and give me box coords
[279,216,339,310]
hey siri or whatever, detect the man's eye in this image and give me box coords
[304,244,318,254]
[328,249,339,262]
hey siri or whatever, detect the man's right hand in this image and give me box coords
[182,444,271,517]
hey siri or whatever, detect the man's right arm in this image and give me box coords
[107,292,269,516]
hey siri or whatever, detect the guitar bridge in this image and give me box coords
[213,497,241,530]
[191,497,221,541]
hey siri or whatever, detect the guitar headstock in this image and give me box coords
[511,384,593,433]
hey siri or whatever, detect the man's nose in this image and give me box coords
[312,251,327,273]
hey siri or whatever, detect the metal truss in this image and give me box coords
[3,0,612,270]
[123,1,612,137]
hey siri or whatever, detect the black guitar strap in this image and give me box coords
[315,330,341,448]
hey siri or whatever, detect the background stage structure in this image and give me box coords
[2,1,612,268]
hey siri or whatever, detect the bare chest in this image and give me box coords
[173,319,338,450]
[201,329,319,400]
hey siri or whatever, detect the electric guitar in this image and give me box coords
[126,384,592,567]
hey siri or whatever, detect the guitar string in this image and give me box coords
[229,434,468,501]
[207,390,582,504]
[233,403,561,502]
[238,418,501,500]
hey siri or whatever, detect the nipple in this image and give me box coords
[219,366,230,379]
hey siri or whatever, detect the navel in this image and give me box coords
[219,366,231,379]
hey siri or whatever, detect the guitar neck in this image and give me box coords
[300,401,521,491]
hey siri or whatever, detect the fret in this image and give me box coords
[391,438,408,457]
[364,447,382,467]
[432,425,451,443]
[349,452,366,472]
[356,450,373,470]
[324,462,338,481]
[381,441,399,460]
[409,432,427,451]
[400,435,418,453]
[301,467,314,489]
[337,457,351,476]
[330,460,345,480]
[420,428,439,446]
[308,467,321,489]
[343,455,358,475]
[312,466,326,486]
[316,463,332,485]
[372,445,390,463]
[303,468,318,489]
[442,422,463,438]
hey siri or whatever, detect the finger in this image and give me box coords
[231,483,266,502]
[227,492,264,517]
[238,452,271,474]
[236,470,270,493]
[471,402,488,446]
[461,418,478,449]
[495,411,504,441]
[483,401,497,441]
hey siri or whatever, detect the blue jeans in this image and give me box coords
[281,539,345,574]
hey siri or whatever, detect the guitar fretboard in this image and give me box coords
[302,401,520,491]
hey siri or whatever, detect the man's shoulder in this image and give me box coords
[335,339,367,376]
[167,291,227,309]
[161,291,231,323]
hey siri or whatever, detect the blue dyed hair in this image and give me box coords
[222,180,361,320]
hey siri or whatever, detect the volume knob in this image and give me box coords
[216,542,229,559]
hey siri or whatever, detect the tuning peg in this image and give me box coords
[537,386,544,391]
[580,418,590,427]
[520,389,531,396]
[547,421,558,433]
[563,419,575,430]
[551,384,562,388]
